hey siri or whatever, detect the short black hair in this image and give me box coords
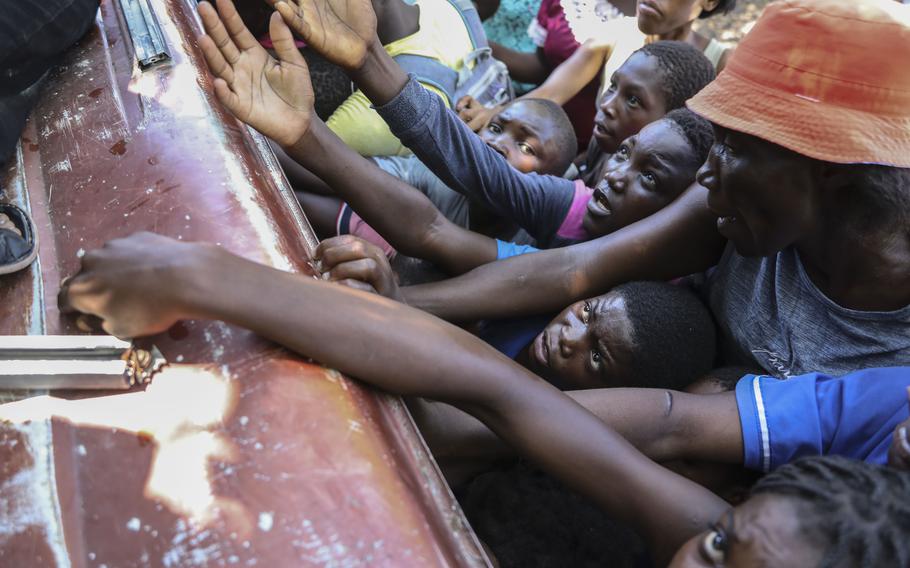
[509,98,578,175]
[613,281,717,389]
[752,456,910,568]
[663,107,714,168]
[699,0,737,19]
[636,41,716,111]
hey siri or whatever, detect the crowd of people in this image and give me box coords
[5,0,909,564]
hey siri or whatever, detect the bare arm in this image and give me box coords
[490,42,551,85]
[522,41,608,105]
[62,231,730,566]
[285,119,498,274]
[199,0,496,275]
[414,388,743,466]
[458,42,606,130]
[402,182,725,320]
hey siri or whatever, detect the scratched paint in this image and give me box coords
[0,421,71,568]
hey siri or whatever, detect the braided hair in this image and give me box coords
[663,108,714,168]
[752,456,910,568]
[636,41,716,111]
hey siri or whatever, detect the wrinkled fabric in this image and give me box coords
[0,228,30,263]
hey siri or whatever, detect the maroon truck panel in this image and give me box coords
[0,1,488,566]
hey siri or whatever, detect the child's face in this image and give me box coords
[479,100,563,175]
[636,0,710,36]
[583,118,697,237]
[669,496,823,567]
[528,292,636,389]
[593,52,668,154]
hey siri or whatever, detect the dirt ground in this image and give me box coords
[693,0,770,43]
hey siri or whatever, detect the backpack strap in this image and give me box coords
[443,0,490,51]
[392,53,458,106]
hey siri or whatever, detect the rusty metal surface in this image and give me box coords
[0,0,488,565]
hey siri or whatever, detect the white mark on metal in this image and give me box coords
[258,512,274,532]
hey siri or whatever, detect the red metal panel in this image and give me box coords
[0,1,488,566]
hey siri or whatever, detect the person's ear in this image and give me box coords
[700,0,721,14]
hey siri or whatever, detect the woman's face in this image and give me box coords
[669,495,822,567]
[636,0,714,36]
[528,292,636,389]
[697,125,821,257]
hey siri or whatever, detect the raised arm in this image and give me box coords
[522,41,609,105]
[289,120,498,273]
[61,231,729,566]
[198,0,496,274]
[274,0,579,245]
[403,182,725,320]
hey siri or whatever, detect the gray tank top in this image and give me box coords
[705,244,910,377]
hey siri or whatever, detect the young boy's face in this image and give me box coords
[583,118,697,237]
[593,52,668,154]
[479,100,563,175]
[528,292,637,389]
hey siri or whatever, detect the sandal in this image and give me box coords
[0,203,38,275]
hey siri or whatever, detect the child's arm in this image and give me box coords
[489,42,551,85]
[460,40,609,132]
[288,120,499,273]
[274,1,581,245]
[198,0,497,274]
[403,183,726,320]
[522,41,609,105]
[61,231,730,566]
[414,388,743,466]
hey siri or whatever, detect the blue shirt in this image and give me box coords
[736,367,910,472]
[478,240,548,358]
[496,239,539,260]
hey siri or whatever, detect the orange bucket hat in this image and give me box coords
[687,0,910,167]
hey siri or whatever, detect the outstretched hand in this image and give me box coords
[58,233,217,338]
[270,0,376,71]
[315,236,404,302]
[198,0,314,147]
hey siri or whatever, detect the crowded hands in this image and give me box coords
[268,0,376,72]
[315,236,403,302]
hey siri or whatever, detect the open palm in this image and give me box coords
[272,0,377,71]
[198,0,314,147]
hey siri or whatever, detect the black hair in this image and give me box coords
[699,0,737,19]
[509,98,578,175]
[613,281,716,389]
[636,41,716,111]
[752,456,910,568]
[662,107,714,168]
